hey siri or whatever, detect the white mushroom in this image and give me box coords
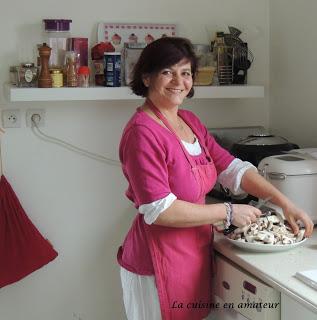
[296,229,305,242]
[227,211,306,246]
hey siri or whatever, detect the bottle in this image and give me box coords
[78,66,90,87]
[65,51,78,87]
[42,19,72,68]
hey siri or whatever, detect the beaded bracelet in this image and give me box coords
[223,202,233,229]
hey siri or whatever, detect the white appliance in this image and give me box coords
[214,254,280,320]
[257,150,317,224]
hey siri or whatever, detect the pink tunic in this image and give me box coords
[118,105,234,319]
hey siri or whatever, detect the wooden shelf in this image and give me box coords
[5,84,264,102]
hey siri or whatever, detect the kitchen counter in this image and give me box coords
[214,230,317,314]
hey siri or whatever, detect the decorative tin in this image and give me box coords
[104,52,121,87]
[50,68,63,87]
[16,63,38,87]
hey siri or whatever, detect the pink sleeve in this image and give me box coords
[120,125,171,206]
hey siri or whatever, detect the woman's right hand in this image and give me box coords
[231,204,262,227]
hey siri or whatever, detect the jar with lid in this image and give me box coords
[50,68,63,87]
[42,19,72,68]
[16,63,38,87]
[78,66,90,87]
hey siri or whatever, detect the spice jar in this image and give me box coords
[16,63,38,87]
[50,68,63,87]
[78,66,90,87]
[65,51,78,87]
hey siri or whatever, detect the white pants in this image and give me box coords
[120,267,216,320]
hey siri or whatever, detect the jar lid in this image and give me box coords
[78,66,90,75]
[23,63,35,68]
[50,68,63,74]
[43,19,72,32]
[104,52,121,56]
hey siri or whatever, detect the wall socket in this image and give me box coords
[26,109,45,127]
[2,109,21,128]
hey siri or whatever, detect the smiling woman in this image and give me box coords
[143,59,193,110]
[116,37,314,320]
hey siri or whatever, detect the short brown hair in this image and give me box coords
[130,37,198,98]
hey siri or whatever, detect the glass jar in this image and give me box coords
[9,66,19,85]
[16,63,38,87]
[50,68,63,87]
[65,51,78,87]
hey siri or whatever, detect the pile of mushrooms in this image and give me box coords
[228,213,305,245]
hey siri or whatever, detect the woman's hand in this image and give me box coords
[231,204,262,228]
[282,203,314,237]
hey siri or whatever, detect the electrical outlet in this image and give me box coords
[2,109,21,128]
[26,109,45,127]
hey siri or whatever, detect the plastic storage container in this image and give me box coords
[42,19,72,68]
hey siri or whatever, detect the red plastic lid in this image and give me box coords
[78,66,90,75]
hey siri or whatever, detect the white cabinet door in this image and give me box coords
[281,293,317,320]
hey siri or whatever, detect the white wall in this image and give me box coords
[270,0,317,147]
[0,1,269,319]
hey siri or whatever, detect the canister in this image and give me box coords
[104,52,121,87]
[16,63,38,87]
[50,68,63,87]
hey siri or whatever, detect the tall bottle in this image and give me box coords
[65,51,78,87]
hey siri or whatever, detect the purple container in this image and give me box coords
[43,19,72,32]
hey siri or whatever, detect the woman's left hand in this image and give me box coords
[283,204,314,237]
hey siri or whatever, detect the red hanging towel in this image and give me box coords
[0,175,58,288]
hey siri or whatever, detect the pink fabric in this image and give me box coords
[118,107,233,275]
[119,107,234,207]
[118,104,234,319]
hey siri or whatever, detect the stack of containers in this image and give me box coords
[42,19,72,68]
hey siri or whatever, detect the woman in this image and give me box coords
[117,37,313,320]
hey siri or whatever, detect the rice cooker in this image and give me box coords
[258,151,317,224]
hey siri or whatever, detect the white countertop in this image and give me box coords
[214,230,317,313]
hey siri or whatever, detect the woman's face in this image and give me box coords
[143,58,193,108]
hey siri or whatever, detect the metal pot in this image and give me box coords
[230,133,299,166]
